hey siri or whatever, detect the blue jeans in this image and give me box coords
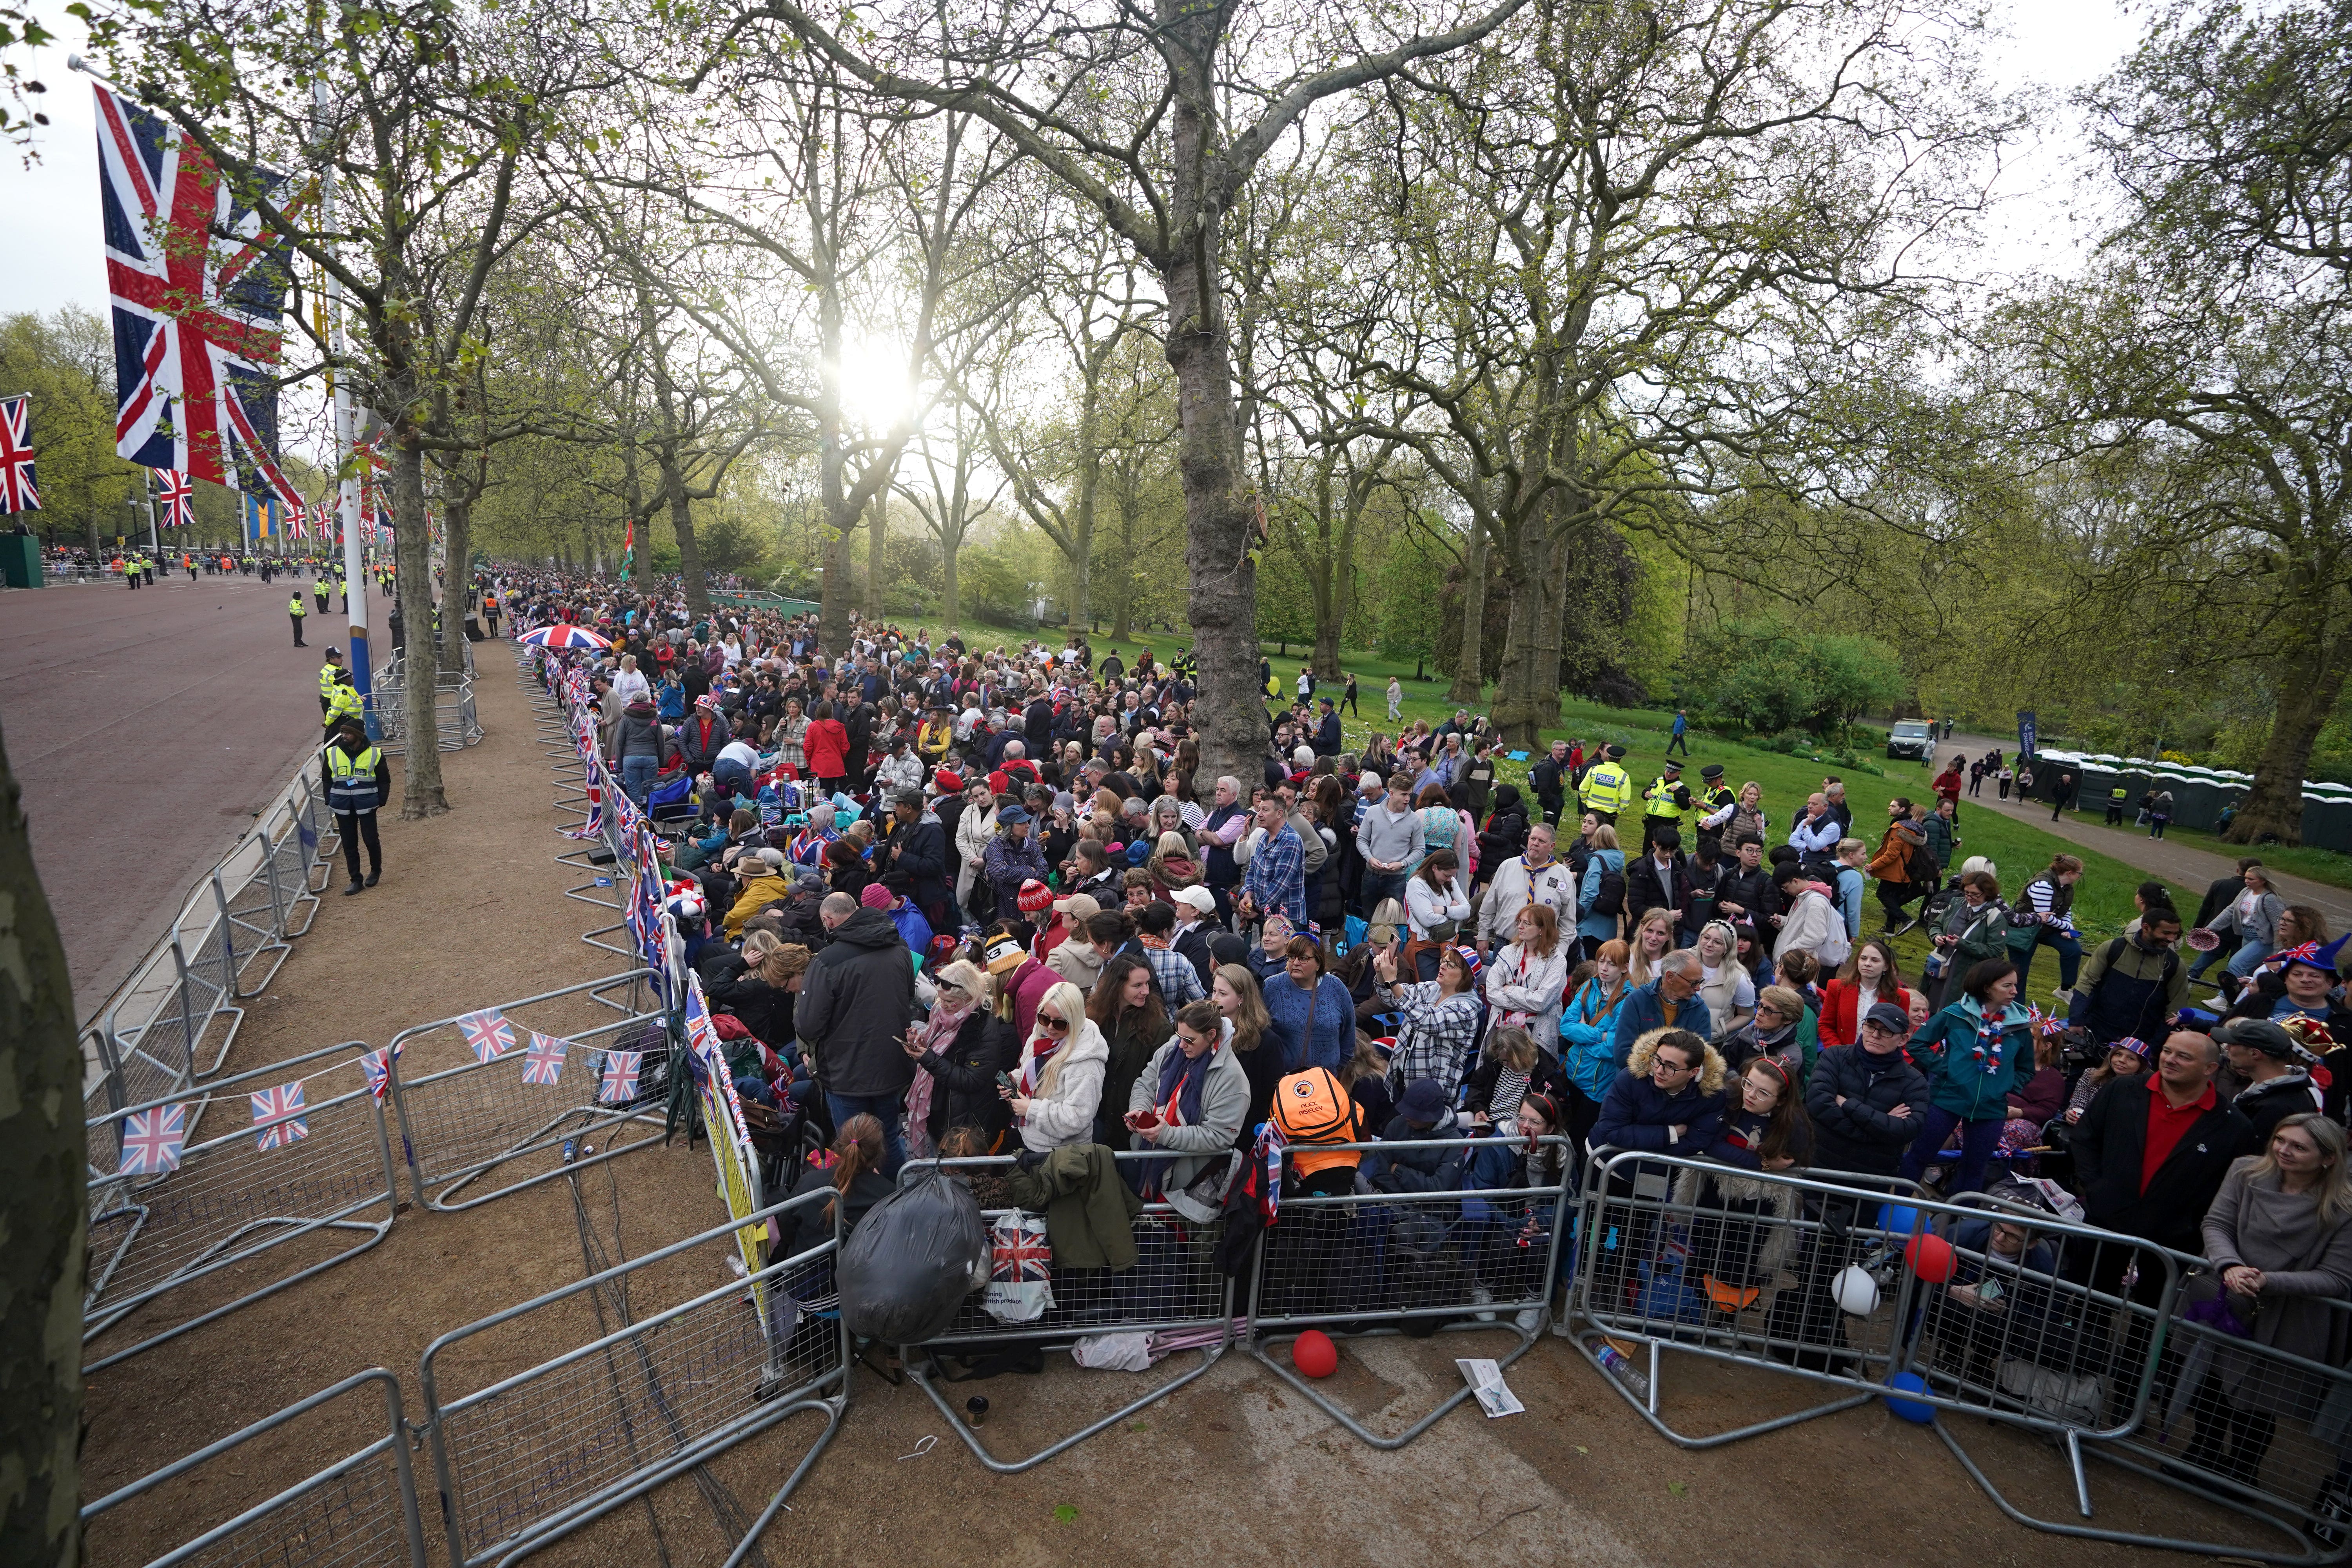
[826,1091,908,1179]
[2225,938,2274,982]
[620,754,659,806]
[1899,1107,2005,1196]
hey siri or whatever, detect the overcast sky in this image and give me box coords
[0,1,2145,408]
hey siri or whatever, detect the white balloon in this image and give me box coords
[1833,1264,1881,1317]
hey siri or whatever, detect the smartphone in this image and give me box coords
[995,1072,1016,1093]
[1976,1276,2004,1304]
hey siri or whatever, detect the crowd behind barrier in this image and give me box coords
[80,578,2352,1567]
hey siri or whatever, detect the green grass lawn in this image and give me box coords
[2014,809,2352,895]
[900,617,2192,944]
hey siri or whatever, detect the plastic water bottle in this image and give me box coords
[1594,1343,1650,1403]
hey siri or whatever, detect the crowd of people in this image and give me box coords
[498,567,2352,1490]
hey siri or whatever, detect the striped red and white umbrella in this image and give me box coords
[518,624,612,650]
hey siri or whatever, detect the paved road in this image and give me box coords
[1,568,348,1016]
[1929,731,2352,935]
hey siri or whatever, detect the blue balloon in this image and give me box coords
[1879,1205,1922,1240]
[1884,1371,1935,1425]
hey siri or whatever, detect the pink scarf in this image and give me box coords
[902,997,975,1156]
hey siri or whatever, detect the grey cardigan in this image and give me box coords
[2209,889,2285,949]
[2200,1161,2352,1416]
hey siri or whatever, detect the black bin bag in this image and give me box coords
[836,1168,989,1344]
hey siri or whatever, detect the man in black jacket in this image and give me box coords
[797,892,917,1173]
[1530,740,1572,828]
[1806,1004,1930,1180]
[883,791,953,934]
[1624,827,1692,932]
[1714,836,1780,936]
[2071,1030,2257,1386]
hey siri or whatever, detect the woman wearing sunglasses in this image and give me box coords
[1001,979,1110,1153]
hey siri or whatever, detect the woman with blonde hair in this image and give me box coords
[902,959,1018,1156]
[2191,1114,2352,1483]
[1692,918,1757,1039]
[999,979,1109,1153]
[1214,962,1291,1150]
[1626,907,1677,988]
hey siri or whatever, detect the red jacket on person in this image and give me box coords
[804,718,851,780]
[1817,978,1916,1049]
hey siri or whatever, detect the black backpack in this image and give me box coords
[1592,864,1627,918]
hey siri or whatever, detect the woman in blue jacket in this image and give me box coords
[1576,824,1627,960]
[1559,938,1630,1160]
[1899,958,2034,1196]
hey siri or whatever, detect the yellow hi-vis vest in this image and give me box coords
[1579,762,1633,815]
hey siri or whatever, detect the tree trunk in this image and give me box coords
[392,440,448,816]
[1448,515,1487,705]
[819,505,854,649]
[435,495,472,677]
[0,713,85,1568]
[1159,34,1258,793]
[865,487,887,621]
[1490,515,1563,748]
[940,528,961,630]
[2225,632,2352,844]
[1110,478,1137,642]
[658,449,710,623]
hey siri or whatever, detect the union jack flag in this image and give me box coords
[457,1008,517,1062]
[250,1082,309,1150]
[359,1043,401,1101]
[0,394,38,512]
[522,1032,569,1085]
[599,1050,643,1103]
[684,973,721,1064]
[118,1102,188,1175]
[155,467,194,529]
[93,82,300,503]
[2272,941,2324,971]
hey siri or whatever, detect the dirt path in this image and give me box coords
[3,570,339,1011]
[1936,730,2352,933]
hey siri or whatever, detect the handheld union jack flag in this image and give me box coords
[250,1082,309,1150]
[598,1050,643,1104]
[0,394,38,512]
[155,467,194,529]
[95,82,300,504]
[457,1008,517,1062]
[118,1102,188,1175]
[358,1043,401,1101]
[684,973,720,1064]
[522,1032,569,1086]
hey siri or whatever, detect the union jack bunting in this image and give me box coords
[250,1082,309,1150]
[359,1044,400,1101]
[598,1049,643,1104]
[155,467,194,529]
[93,82,300,503]
[0,394,38,512]
[118,1101,188,1175]
[457,1008,517,1062]
[521,1031,569,1085]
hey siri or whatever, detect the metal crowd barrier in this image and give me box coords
[83,1040,401,1372]
[82,760,341,1113]
[1570,1152,2183,1456]
[418,1187,847,1568]
[897,1149,1237,1473]
[1250,1134,1573,1448]
[80,1367,429,1568]
[376,668,480,755]
[383,971,674,1213]
[1922,1192,2352,1565]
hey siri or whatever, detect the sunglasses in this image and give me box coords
[1038,1013,1069,1031]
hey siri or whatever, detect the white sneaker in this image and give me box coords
[1515,1306,1542,1336]
[1472,1284,1496,1322]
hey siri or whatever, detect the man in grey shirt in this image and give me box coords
[1356,776,1425,917]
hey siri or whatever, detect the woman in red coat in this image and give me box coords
[803,700,851,791]
[1816,938,1914,1048]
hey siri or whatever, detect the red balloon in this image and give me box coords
[1906,1231,1958,1285]
[1291,1328,1339,1379]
